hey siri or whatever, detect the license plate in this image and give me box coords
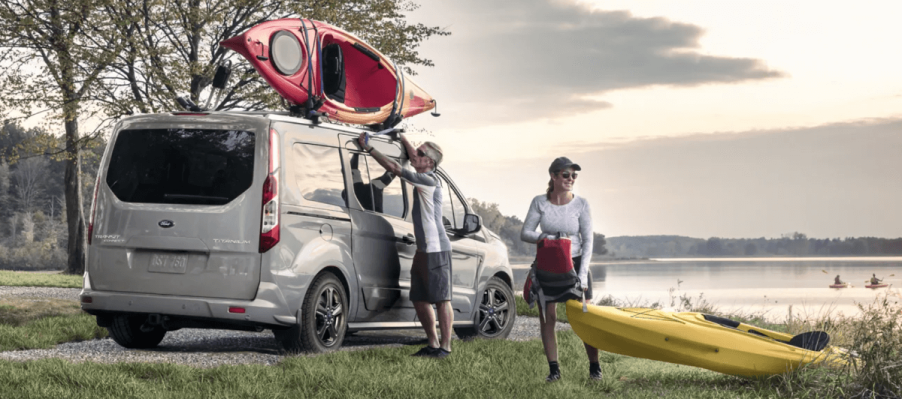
[148,253,188,274]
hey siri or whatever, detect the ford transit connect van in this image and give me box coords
[80,111,515,353]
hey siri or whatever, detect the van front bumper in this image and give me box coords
[80,273,297,328]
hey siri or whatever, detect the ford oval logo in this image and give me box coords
[158,220,175,228]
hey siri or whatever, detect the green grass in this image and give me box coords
[0,298,107,351]
[0,270,82,288]
[0,281,896,398]
[0,331,794,399]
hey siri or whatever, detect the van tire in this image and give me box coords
[454,277,516,340]
[274,273,347,354]
[108,315,167,349]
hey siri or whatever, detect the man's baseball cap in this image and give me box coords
[548,157,581,174]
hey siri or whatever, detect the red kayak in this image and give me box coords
[865,284,888,289]
[221,18,435,126]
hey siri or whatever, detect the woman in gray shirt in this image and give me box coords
[521,156,601,382]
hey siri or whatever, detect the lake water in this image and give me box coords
[511,257,902,320]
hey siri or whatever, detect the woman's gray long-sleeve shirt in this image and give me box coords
[520,194,594,289]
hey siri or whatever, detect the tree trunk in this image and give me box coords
[64,117,86,274]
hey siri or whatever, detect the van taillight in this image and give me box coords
[87,173,101,245]
[259,129,280,253]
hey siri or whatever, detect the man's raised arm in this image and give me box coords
[358,132,403,176]
[399,133,419,162]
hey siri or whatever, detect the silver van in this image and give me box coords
[79,111,515,353]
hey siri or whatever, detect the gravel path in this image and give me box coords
[1,286,571,368]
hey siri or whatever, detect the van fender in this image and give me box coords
[275,236,357,320]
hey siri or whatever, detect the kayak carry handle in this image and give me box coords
[352,42,380,62]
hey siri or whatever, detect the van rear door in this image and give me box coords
[87,115,268,301]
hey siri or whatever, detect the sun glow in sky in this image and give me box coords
[405,0,902,238]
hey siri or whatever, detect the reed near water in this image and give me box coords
[520,284,902,398]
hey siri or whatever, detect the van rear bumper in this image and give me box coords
[79,279,297,328]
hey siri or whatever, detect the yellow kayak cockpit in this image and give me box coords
[566,301,849,377]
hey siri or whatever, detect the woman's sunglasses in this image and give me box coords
[559,172,578,180]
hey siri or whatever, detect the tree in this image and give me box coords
[468,199,505,233]
[744,242,758,256]
[706,237,724,256]
[0,0,128,274]
[94,0,450,116]
[593,233,608,255]
[11,157,49,212]
[0,159,10,221]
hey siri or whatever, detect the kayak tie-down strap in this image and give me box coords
[703,314,831,352]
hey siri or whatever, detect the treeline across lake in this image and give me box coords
[468,199,608,258]
[607,233,902,258]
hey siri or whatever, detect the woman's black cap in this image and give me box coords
[549,157,582,174]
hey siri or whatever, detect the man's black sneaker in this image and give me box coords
[430,348,451,359]
[411,346,439,357]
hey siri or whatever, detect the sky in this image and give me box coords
[400,0,902,239]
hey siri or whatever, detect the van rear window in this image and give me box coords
[106,128,255,205]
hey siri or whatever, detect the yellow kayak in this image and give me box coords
[565,301,849,377]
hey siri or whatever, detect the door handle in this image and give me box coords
[397,234,415,245]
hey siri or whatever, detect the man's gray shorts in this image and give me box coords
[410,250,452,303]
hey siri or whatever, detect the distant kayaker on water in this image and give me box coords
[521,156,601,383]
[834,275,844,285]
[870,274,883,285]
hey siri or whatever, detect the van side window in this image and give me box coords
[436,175,466,230]
[348,152,406,219]
[290,143,346,209]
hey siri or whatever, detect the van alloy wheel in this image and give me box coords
[477,286,511,336]
[454,277,515,340]
[315,286,343,347]
[274,272,347,353]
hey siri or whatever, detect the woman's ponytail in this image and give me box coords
[546,178,554,200]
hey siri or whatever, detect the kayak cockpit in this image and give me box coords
[701,314,830,351]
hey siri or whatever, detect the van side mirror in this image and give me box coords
[462,214,482,235]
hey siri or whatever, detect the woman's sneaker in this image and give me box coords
[545,370,561,383]
[589,362,603,381]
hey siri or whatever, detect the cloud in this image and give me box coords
[415,0,784,126]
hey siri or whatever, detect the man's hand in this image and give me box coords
[357,132,369,151]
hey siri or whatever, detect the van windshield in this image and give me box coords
[106,128,256,205]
